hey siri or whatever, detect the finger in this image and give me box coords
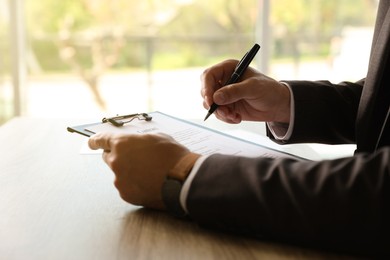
[203,95,214,109]
[201,60,238,105]
[88,133,112,151]
[215,106,241,124]
[102,150,111,164]
[213,79,257,105]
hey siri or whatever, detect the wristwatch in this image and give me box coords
[161,153,200,217]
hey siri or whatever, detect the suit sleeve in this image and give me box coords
[186,150,390,255]
[268,80,363,145]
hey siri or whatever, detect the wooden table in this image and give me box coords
[0,118,356,259]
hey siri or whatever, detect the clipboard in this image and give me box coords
[67,111,305,160]
[67,113,153,137]
[67,122,102,137]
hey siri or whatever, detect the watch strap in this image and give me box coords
[162,178,187,217]
[162,153,200,217]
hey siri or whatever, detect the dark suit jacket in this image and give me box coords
[186,0,390,256]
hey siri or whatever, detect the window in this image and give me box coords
[0,0,379,124]
[0,0,14,123]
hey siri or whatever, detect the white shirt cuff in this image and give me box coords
[266,82,295,141]
[180,155,210,213]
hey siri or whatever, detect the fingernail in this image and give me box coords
[205,96,211,107]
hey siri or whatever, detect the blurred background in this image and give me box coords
[0,0,379,124]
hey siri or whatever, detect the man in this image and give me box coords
[88,0,390,256]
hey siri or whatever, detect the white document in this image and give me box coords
[85,111,300,159]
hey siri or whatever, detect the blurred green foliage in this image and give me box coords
[0,0,379,123]
[12,0,379,72]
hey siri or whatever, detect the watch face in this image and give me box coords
[162,178,186,217]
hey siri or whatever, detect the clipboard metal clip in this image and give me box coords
[102,113,152,127]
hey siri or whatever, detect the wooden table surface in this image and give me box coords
[0,118,357,259]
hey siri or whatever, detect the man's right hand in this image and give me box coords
[200,59,291,124]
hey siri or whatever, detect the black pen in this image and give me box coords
[204,43,261,121]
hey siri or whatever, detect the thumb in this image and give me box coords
[213,82,253,105]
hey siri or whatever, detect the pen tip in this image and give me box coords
[204,112,211,121]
